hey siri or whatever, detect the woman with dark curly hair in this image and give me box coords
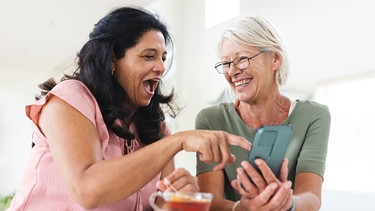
[8,6,250,211]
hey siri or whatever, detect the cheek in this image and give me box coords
[224,75,231,83]
[115,69,134,93]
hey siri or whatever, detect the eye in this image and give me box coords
[237,56,249,64]
[142,55,155,60]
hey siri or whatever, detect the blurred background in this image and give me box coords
[1,0,375,210]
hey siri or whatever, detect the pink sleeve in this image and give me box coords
[25,80,111,153]
[26,80,100,127]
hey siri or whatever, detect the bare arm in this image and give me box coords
[39,96,250,209]
[197,171,237,211]
[293,172,323,211]
[40,97,180,208]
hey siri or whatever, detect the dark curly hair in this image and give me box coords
[35,6,179,147]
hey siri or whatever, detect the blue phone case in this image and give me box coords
[247,125,293,176]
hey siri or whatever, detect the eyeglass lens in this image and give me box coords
[215,51,265,74]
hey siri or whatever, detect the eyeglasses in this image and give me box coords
[214,51,266,74]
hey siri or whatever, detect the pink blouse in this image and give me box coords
[8,80,160,211]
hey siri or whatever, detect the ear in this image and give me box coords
[272,52,282,72]
[111,55,116,74]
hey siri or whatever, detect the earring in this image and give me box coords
[111,66,115,75]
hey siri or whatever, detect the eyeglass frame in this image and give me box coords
[214,50,267,74]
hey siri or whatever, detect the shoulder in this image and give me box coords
[52,79,92,96]
[26,79,99,126]
[289,99,331,128]
[50,80,96,105]
[195,102,236,129]
[296,99,328,108]
[50,79,100,124]
[196,102,235,122]
[295,99,330,115]
[198,102,235,116]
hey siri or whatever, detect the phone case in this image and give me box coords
[247,125,293,176]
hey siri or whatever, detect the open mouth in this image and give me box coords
[144,79,159,93]
[234,79,252,87]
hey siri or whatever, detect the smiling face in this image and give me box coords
[221,38,281,103]
[113,30,167,108]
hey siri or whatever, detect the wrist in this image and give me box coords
[232,201,240,211]
[289,197,295,211]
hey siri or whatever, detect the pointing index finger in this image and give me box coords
[227,135,251,151]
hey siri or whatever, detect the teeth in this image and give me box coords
[235,79,251,87]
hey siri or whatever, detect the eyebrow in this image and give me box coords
[220,51,257,60]
[141,48,167,56]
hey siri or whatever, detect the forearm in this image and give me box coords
[209,198,237,211]
[294,192,321,211]
[197,171,235,211]
[293,173,323,211]
[39,97,182,207]
[68,136,181,208]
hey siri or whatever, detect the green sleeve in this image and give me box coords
[195,108,218,175]
[295,103,331,178]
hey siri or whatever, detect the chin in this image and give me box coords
[138,100,152,107]
[236,95,251,102]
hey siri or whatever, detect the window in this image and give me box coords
[314,73,375,192]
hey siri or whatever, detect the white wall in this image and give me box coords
[1,0,375,210]
[0,70,49,195]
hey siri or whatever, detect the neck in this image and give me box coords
[235,93,290,129]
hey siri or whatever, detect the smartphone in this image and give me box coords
[247,125,293,176]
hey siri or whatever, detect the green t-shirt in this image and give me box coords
[195,100,331,201]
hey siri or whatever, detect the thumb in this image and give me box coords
[213,154,236,171]
[156,180,167,191]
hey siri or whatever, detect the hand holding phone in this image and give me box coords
[247,125,293,176]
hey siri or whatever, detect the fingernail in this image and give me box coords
[236,168,243,175]
[255,159,262,165]
[242,161,250,168]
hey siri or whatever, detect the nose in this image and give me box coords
[153,58,166,75]
[227,63,241,76]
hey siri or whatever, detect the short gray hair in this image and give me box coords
[217,16,289,86]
